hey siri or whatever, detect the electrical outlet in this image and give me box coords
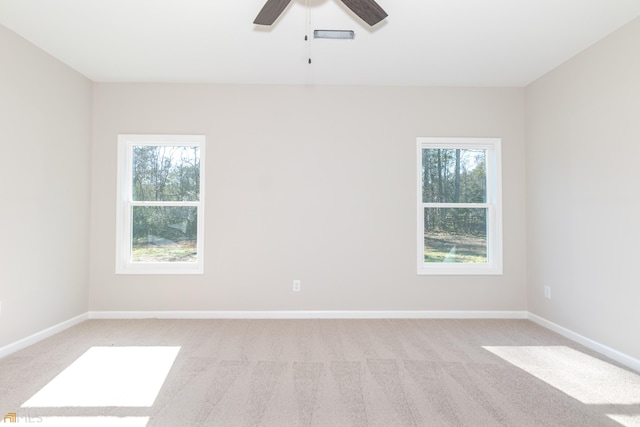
[544,286,551,300]
[293,280,301,292]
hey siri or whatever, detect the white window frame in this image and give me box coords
[116,134,205,274]
[417,137,502,275]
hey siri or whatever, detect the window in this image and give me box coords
[116,135,205,274]
[417,137,502,275]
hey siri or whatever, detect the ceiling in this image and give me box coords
[1,0,639,87]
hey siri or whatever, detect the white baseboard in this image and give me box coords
[3,311,638,374]
[88,310,529,320]
[528,313,640,373]
[0,312,88,359]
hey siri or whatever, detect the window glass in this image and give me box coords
[417,138,501,275]
[131,206,198,263]
[423,207,487,263]
[422,148,486,203]
[116,135,205,274]
[132,146,200,202]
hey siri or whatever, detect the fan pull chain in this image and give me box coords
[305,0,311,64]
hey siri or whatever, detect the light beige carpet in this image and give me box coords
[1,319,639,426]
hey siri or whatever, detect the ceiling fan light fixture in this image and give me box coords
[313,30,355,40]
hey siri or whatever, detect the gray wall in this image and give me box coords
[9,15,639,366]
[0,25,92,347]
[526,17,640,360]
[90,84,527,312]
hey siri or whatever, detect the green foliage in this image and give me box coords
[423,231,487,263]
[424,250,486,264]
[132,206,197,241]
[422,148,487,236]
[131,145,200,243]
[133,146,200,202]
[423,208,486,236]
[422,148,486,203]
[132,244,197,263]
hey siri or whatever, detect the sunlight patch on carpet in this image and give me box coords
[607,414,640,427]
[22,346,180,408]
[483,346,640,405]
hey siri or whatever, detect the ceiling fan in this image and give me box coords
[253,0,388,26]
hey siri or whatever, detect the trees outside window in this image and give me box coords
[417,137,502,275]
[116,135,205,274]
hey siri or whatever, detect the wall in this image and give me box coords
[526,17,640,360]
[0,25,92,347]
[90,84,527,312]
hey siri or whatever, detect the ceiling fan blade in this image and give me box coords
[340,0,388,26]
[254,0,293,25]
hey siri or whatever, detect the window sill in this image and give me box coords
[116,263,203,275]
[418,263,503,275]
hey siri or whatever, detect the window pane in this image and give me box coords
[422,148,486,203]
[132,146,200,201]
[132,206,197,263]
[423,208,487,263]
